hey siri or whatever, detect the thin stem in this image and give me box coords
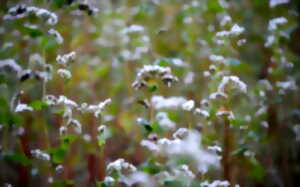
[223,118,231,183]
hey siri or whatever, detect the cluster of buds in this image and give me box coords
[132,65,178,90]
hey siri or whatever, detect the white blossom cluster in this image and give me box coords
[218,76,247,94]
[15,103,33,113]
[151,96,188,110]
[48,29,63,44]
[132,65,178,89]
[121,24,145,34]
[56,52,76,67]
[268,17,288,31]
[106,158,137,175]
[30,149,50,161]
[156,112,176,130]
[141,129,220,173]
[216,24,245,37]
[269,0,289,8]
[57,69,72,79]
[200,180,230,187]
[4,4,58,25]
[0,59,51,82]
[44,95,111,135]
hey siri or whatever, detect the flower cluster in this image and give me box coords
[132,65,178,89]
[4,4,58,25]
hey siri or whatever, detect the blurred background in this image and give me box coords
[1,0,300,186]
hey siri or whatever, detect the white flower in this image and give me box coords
[293,124,300,141]
[67,119,82,134]
[269,0,289,8]
[48,29,63,44]
[208,145,222,153]
[140,140,159,152]
[201,180,230,187]
[216,110,235,120]
[79,98,111,118]
[97,125,106,134]
[56,52,76,66]
[57,95,78,108]
[15,104,33,112]
[156,112,176,130]
[132,65,178,89]
[104,176,115,184]
[218,76,247,94]
[59,126,67,136]
[31,149,50,161]
[151,96,188,110]
[121,24,144,34]
[182,100,195,111]
[157,130,220,173]
[268,17,288,31]
[57,69,71,79]
[216,24,244,37]
[173,128,189,139]
[194,108,210,118]
[106,159,137,174]
[209,92,228,100]
[4,5,58,25]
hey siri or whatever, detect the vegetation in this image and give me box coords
[0,0,300,186]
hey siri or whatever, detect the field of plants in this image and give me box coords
[0,0,300,186]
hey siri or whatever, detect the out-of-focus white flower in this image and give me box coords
[141,140,159,152]
[209,54,226,64]
[57,95,78,108]
[201,180,230,187]
[59,126,67,136]
[57,69,71,79]
[173,164,195,179]
[184,72,194,84]
[97,125,106,134]
[15,103,33,112]
[218,76,247,94]
[216,110,235,120]
[31,149,50,161]
[265,35,275,47]
[4,5,58,25]
[104,176,115,184]
[156,130,220,173]
[216,24,244,37]
[173,128,189,139]
[268,17,288,31]
[132,65,178,89]
[121,24,144,34]
[56,52,76,66]
[208,145,222,153]
[269,0,289,8]
[220,15,232,26]
[67,119,82,134]
[156,112,176,130]
[293,124,300,141]
[55,165,63,172]
[182,100,195,111]
[106,158,137,174]
[237,39,246,46]
[79,98,111,118]
[48,29,63,44]
[209,92,228,100]
[194,108,210,118]
[151,96,188,110]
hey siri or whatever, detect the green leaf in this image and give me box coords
[4,152,31,166]
[49,147,67,164]
[29,100,49,110]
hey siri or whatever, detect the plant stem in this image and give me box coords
[223,118,232,183]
